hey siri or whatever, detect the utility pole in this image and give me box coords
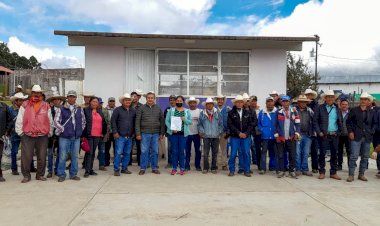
[314,35,320,89]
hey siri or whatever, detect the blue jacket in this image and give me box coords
[165,108,193,137]
[197,108,224,138]
[258,107,277,140]
[217,105,230,133]
[275,108,301,141]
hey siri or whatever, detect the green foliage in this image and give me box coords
[286,53,319,98]
[0,42,41,69]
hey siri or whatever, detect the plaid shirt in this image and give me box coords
[54,102,86,136]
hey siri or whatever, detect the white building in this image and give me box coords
[55,31,318,106]
[318,75,380,96]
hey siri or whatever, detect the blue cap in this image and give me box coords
[97,97,104,104]
[280,95,291,101]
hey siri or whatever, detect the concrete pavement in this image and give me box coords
[0,159,379,226]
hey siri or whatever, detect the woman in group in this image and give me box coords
[83,97,107,178]
[165,96,192,175]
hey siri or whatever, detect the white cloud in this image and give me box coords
[7,36,83,69]
[0,1,12,10]
[271,0,284,7]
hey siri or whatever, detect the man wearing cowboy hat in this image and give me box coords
[131,89,144,109]
[198,97,224,174]
[111,93,136,176]
[304,88,319,173]
[46,90,66,178]
[130,89,144,166]
[8,92,27,175]
[313,90,343,180]
[215,94,230,171]
[0,95,12,181]
[227,95,254,177]
[185,96,201,171]
[346,92,376,182]
[81,91,94,108]
[15,85,54,183]
[54,90,86,182]
[295,95,314,177]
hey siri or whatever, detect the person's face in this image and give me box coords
[146,94,155,105]
[188,101,197,110]
[250,100,257,108]
[175,97,184,106]
[108,100,115,108]
[325,96,335,105]
[360,98,369,108]
[133,94,141,103]
[235,100,244,109]
[84,96,91,104]
[282,100,290,109]
[306,93,314,100]
[216,98,225,107]
[266,100,274,110]
[206,103,214,110]
[15,99,24,107]
[31,91,42,98]
[67,96,77,105]
[298,101,307,109]
[90,99,99,109]
[169,98,176,107]
[122,98,132,108]
[53,99,61,107]
[340,101,349,111]
[244,100,250,108]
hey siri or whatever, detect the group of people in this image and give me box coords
[1,84,380,183]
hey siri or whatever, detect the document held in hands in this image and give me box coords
[170,117,182,131]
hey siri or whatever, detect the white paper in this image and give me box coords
[171,117,182,131]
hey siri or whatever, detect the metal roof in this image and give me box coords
[319,75,380,84]
[0,66,13,74]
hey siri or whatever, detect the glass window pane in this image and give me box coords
[189,52,218,66]
[221,66,249,74]
[189,74,217,96]
[158,65,187,73]
[222,52,249,66]
[221,82,249,96]
[158,73,187,95]
[221,74,249,81]
[158,51,187,65]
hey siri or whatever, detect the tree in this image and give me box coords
[286,53,319,98]
[0,42,42,70]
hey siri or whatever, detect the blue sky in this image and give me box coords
[0,0,379,76]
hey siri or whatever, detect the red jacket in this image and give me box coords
[22,101,51,137]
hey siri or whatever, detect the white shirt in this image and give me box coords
[237,108,243,119]
[188,108,201,135]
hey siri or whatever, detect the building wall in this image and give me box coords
[318,83,380,95]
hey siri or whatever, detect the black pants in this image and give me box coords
[104,133,115,166]
[338,135,350,167]
[130,138,141,165]
[84,136,100,174]
[203,138,219,170]
[251,135,262,167]
[275,140,296,172]
[310,137,319,170]
[318,135,339,175]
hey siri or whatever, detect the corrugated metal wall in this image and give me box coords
[125,49,155,95]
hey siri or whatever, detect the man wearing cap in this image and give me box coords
[16,85,54,183]
[257,97,277,174]
[164,95,177,168]
[274,95,300,178]
[54,90,86,182]
[338,97,350,170]
[198,97,224,174]
[305,88,319,173]
[111,93,136,176]
[130,89,144,165]
[227,95,254,177]
[46,91,65,178]
[185,97,201,171]
[96,97,111,171]
[346,92,376,182]
[215,95,230,171]
[0,96,11,182]
[104,97,116,167]
[135,91,165,175]
[295,95,314,176]
[7,93,27,175]
[313,90,343,180]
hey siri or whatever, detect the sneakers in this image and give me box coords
[179,170,185,175]
[114,171,120,176]
[171,170,177,175]
[346,175,354,182]
[358,175,368,181]
[58,177,65,182]
[121,170,132,174]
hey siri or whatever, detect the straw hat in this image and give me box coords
[296,95,312,103]
[202,97,216,107]
[119,93,132,104]
[304,88,317,99]
[269,90,279,96]
[185,96,200,105]
[321,90,339,100]
[10,92,28,101]
[231,95,244,104]
[360,92,374,103]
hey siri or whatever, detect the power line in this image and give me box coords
[319,54,380,62]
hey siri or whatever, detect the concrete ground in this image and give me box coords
[0,157,379,226]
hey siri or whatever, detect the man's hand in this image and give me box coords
[113,133,120,139]
[319,132,324,137]
[349,132,355,141]
[371,151,378,160]
[239,133,247,139]
[136,135,142,140]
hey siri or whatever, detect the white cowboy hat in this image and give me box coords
[360,92,374,102]
[10,92,28,101]
[31,84,45,93]
[16,85,23,90]
[119,93,132,104]
[242,93,250,101]
[143,91,155,97]
[214,94,225,99]
[186,96,200,105]
[321,90,339,100]
[269,90,279,96]
[231,95,244,104]
[304,88,318,99]
[132,89,144,96]
[296,94,311,103]
[82,91,94,97]
[202,97,216,107]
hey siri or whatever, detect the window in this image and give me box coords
[157,50,249,96]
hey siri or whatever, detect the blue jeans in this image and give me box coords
[296,135,312,172]
[238,137,252,171]
[140,133,159,171]
[185,134,201,169]
[229,137,251,173]
[114,136,133,172]
[170,134,186,171]
[57,137,80,178]
[260,139,276,171]
[11,139,21,171]
[47,147,59,174]
[97,140,105,167]
[349,138,370,176]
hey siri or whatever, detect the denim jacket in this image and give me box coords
[197,108,224,138]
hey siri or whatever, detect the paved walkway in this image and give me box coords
[0,159,379,226]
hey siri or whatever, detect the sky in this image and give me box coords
[1,0,379,77]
